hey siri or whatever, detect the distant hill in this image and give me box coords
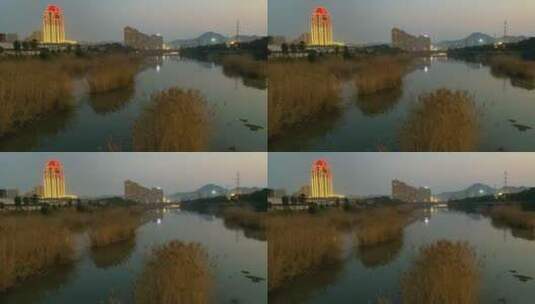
[168,32,262,49]
[435,32,527,50]
[168,184,262,202]
[437,183,527,201]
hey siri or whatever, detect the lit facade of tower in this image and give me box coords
[310,6,333,46]
[310,160,333,198]
[42,4,65,44]
[43,160,66,198]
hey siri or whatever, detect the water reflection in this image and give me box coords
[88,87,135,115]
[0,264,76,304]
[354,235,404,269]
[89,238,136,269]
[354,87,403,117]
[490,218,535,241]
[0,108,75,151]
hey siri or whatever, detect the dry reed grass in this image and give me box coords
[268,61,341,139]
[222,207,266,230]
[0,59,73,136]
[354,56,405,95]
[490,55,535,79]
[132,87,212,151]
[135,240,213,304]
[489,205,535,230]
[221,54,266,79]
[86,55,140,93]
[0,214,74,291]
[267,213,342,291]
[88,208,141,248]
[401,240,480,304]
[354,207,408,247]
[400,89,479,151]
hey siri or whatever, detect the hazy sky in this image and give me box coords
[0,0,267,42]
[269,0,535,44]
[269,153,535,196]
[0,153,267,197]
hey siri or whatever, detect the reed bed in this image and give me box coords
[86,55,140,93]
[268,61,341,139]
[88,208,141,248]
[0,59,73,137]
[400,89,479,151]
[489,55,535,79]
[354,207,409,247]
[0,214,74,291]
[132,87,212,151]
[354,56,405,95]
[135,240,213,304]
[222,207,266,230]
[267,213,342,291]
[489,205,535,230]
[401,240,480,304]
[221,54,266,79]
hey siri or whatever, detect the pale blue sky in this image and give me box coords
[0,0,267,42]
[269,0,535,43]
[269,153,535,196]
[0,153,267,197]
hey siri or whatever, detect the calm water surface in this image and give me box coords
[271,209,535,304]
[0,57,267,152]
[271,58,535,151]
[0,210,267,304]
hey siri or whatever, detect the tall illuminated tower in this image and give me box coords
[310,6,333,46]
[43,160,66,198]
[310,159,333,198]
[42,4,65,44]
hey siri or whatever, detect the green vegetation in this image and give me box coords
[133,87,213,151]
[0,214,74,291]
[135,240,213,304]
[401,240,480,304]
[400,89,479,151]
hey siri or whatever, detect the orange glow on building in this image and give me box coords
[310,159,334,198]
[42,4,65,44]
[310,6,333,46]
[43,160,66,198]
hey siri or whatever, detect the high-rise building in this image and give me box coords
[42,4,65,44]
[43,160,66,198]
[391,28,431,52]
[310,159,334,198]
[124,180,164,204]
[124,26,163,50]
[310,7,333,46]
[392,179,431,203]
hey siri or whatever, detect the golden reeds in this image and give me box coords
[132,87,212,151]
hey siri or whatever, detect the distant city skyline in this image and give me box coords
[269,153,535,196]
[0,153,267,197]
[269,0,535,44]
[0,0,267,42]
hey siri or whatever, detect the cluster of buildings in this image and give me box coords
[391,28,431,52]
[391,179,432,203]
[123,26,164,50]
[124,180,164,204]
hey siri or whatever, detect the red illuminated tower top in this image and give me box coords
[312,159,331,175]
[46,4,62,15]
[313,6,330,17]
[45,159,64,175]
